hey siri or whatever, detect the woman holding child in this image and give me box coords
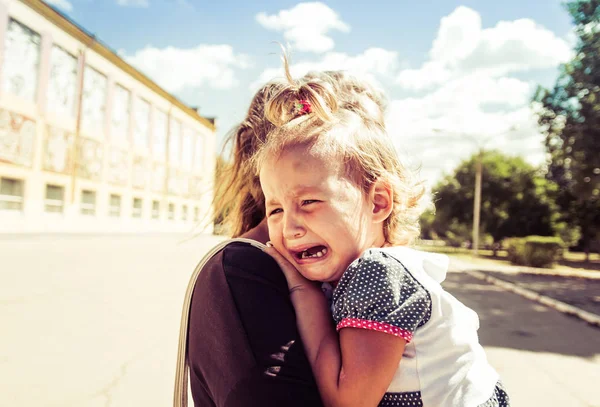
[175,57,510,407]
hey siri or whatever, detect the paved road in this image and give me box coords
[0,235,598,406]
[444,265,600,407]
[476,270,600,316]
[0,233,225,407]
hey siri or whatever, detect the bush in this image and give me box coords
[505,236,564,268]
[505,237,524,263]
[442,220,471,248]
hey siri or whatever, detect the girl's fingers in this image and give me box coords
[264,242,314,290]
[264,243,288,265]
[264,242,298,273]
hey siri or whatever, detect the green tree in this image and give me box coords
[533,0,600,259]
[429,151,565,248]
[419,208,436,240]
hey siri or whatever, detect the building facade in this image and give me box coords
[0,0,216,233]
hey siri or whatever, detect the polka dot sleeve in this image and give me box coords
[332,249,432,343]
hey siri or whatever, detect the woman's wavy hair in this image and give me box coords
[214,83,282,237]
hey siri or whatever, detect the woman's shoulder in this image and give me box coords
[200,240,285,284]
[220,241,274,268]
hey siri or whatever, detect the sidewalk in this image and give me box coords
[442,271,600,407]
[448,256,600,326]
[447,254,600,279]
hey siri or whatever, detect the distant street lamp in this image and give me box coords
[432,126,519,255]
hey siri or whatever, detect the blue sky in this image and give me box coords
[46,0,576,185]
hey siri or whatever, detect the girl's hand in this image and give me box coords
[264,242,314,292]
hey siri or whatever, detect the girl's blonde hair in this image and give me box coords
[216,67,390,237]
[256,56,427,245]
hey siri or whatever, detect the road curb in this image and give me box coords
[465,269,600,328]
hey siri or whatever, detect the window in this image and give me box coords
[153,110,167,160]
[81,66,107,135]
[111,84,130,142]
[109,194,121,217]
[168,203,175,220]
[182,205,188,221]
[47,45,77,117]
[0,177,24,211]
[132,197,143,218]
[81,190,96,215]
[194,207,199,222]
[2,18,40,101]
[132,156,147,189]
[151,164,166,193]
[107,148,128,186]
[45,184,64,213]
[133,97,150,148]
[151,200,160,219]
[169,119,181,166]
[182,127,194,171]
[194,133,203,172]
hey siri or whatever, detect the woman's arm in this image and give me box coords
[266,246,405,407]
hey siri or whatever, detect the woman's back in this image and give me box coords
[188,241,323,407]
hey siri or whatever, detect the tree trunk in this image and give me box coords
[585,240,590,263]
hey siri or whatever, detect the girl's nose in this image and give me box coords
[282,212,306,240]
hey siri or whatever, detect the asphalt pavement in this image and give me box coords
[0,235,598,407]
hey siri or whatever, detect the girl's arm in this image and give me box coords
[265,245,406,407]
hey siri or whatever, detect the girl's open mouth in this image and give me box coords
[295,245,328,261]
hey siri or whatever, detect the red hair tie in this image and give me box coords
[293,99,312,116]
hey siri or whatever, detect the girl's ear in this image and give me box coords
[370,178,393,223]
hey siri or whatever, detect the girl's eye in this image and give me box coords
[269,208,282,216]
[302,200,320,206]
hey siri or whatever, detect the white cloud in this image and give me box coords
[45,0,73,12]
[460,19,573,74]
[250,47,398,91]
[430,6,482,64]
[387,80,545,187]
[249,6,562,186]
[396,6,573,90]
[388,74,533,133]
[125,45,251,92]
[396,62,452,93]
[388,6,570,185]
[256,2,350,53]
[565,28,579,48]
[116,0,149,7]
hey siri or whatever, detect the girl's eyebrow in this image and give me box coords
[266,198,280,207]
[292,185,323,195]
[266,185,326,207]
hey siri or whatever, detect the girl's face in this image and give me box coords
[260,146,385,283]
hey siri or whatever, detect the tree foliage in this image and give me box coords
[427,151,565,246]
[533,0,600,256]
